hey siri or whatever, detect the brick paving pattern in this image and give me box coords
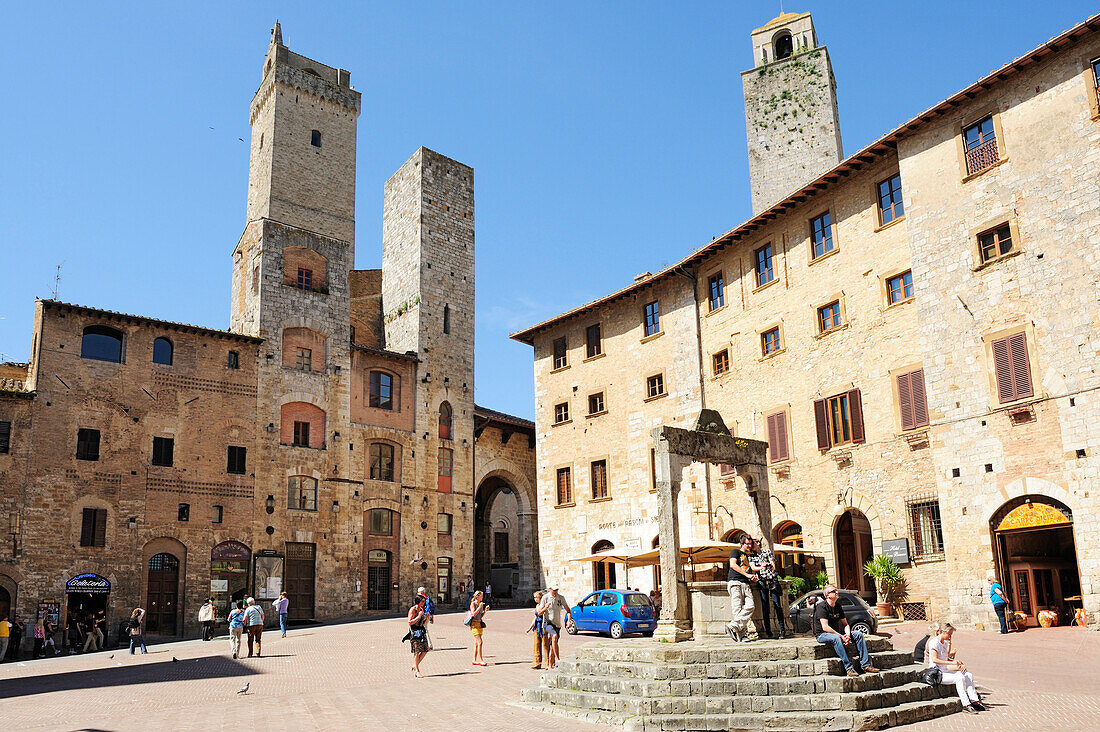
[0,613,1096,731]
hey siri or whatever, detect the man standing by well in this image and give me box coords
[725,535,757,642]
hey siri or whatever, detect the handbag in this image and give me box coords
[463,612,472,626]
[919,667,942,686]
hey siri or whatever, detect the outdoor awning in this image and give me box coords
[569,548,638,564]
[772,545,823,555]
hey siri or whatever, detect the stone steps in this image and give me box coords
[520,636,961,730]
[556,648,914,681]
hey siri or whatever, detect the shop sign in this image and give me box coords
[996,502,1071,532]
[66,573,111,594]
[210,579,229,593]
[881,539,910,565]
[212,541,251,561]
[37,601,59,624]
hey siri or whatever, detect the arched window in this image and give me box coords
[438,402,453,439]
[81,325,124,363]
[152,337,173,365]
[368,508,393,536]
[774,31,793,60]
[287,476,318,511]
[280,402,326,449]
[592,539,617,591]
[369,442,396,482]
[311,129,322,147]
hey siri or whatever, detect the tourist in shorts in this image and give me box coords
[537,584,572,670]
[408,594,430,677]
[469,590,488,666]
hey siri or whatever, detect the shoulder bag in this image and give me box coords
[919,667,942,686]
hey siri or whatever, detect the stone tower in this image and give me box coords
[741,12,843,214]
[230,24,363,614]
[382,147,476,560]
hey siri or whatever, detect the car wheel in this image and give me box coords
[565,619,577,635]
[851,621,872,636]
[609,621,624,639]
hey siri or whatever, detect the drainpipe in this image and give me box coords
[674,265,714,541]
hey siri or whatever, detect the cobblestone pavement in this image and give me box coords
[0,607,603,732]
[887,622,1100,732]
[1,613,1096,731]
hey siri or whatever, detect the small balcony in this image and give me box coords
[965,138,999,175]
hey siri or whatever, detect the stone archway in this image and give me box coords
[474,465,538,605]
[821,489,883,595]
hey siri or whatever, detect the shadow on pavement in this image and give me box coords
[0,656,259,700]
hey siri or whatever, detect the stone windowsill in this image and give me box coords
[759,347,787,361]
[640,331,664,344]
[808,247,840,267]
[583,352,606,364]
[585,410,607,419]
[551,419,572,428]
[972,247,1022,273]
[884,295,915,312]
[874,215,905,234]
[550,364,570,374]
[704,304,727,318]
[554,502,576,510]
[751,277,780,295]
[588,496,613,504]
[813,322,849,340]
[961,155,1009,184]
[643,392,668,403]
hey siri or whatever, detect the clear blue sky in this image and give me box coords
[0,1,1095,419]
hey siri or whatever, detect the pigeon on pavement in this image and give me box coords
[237,683,250,695]
[172,657,179,663]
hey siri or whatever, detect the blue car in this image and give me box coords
[565,590,656,639]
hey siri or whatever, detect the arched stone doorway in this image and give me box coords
[591,540,617,591]
[211,541,250,619]
[475,474,535,601]
[0,572,16,623]
[991,495,1081,628]
[146,554,180,635]
[835,510,874,598]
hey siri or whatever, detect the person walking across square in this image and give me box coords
[227,601,245,659]
[273,592,289,638]
[244,597,264,658]
[725,535,757,642]
[416,586,435,650]
[0,612,10,662]
[987,574,1011,634]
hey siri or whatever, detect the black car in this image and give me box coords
[788,590,878,636]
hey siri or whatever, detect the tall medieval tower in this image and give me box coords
[741,12,843,214]
[382,148,476,553]
[230,24,363,615]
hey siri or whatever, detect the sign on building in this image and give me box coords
[881,538,910,565]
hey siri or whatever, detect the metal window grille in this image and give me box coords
[905,495,945,558]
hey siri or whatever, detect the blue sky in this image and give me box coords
[0,1,1095,419]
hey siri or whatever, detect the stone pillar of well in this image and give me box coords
[653,441,694,642]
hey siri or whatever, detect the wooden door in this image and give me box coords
[367,552,391,610]
[836,513,860,591]
[284,543,315,621]
[146,553,179,634]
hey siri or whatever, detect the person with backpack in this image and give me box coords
[127,608,147,654]
[416,586,435,650]
[226,601,245,659]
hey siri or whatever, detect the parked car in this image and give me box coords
[565,590,656,639]
[788,590,878,636]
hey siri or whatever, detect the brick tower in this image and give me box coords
[230,24,363,616]
[741,12,843,214]
[382,148,476,581]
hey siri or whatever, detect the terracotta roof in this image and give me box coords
[510,12,1100,346]
[351,343,421,363]
[757,12,807,33]
[40,300,264,344]
[474,404,534,431]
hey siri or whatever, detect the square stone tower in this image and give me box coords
[382,147,476,541]
[741,12,843,214]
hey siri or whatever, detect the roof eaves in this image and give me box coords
[40,300,265,344]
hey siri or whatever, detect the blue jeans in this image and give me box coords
[816,630,870,671]
[129,634,147,654]
[993,603,1009,633]
[279,614,287,636]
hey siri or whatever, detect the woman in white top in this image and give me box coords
[927,622,983,714]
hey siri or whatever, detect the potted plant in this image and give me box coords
[863,554,902,617]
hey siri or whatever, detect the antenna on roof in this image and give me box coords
[51,263,65,301]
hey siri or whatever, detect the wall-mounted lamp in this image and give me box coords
[422,432,429,439]
[422,373,432,383]
[332,500,340,513]
[421,496,429,508]
[126,517,137,529]
[443,377,450,386]
[833,488,851,515]
[333,431,341,441]
[403,494,410,504]
[459,501,467,512]
[463,382,468,392]
[266,423,275,432]
[462,439,468,448]
[265,494,275,514]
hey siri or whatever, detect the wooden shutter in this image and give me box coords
[94,508,107,547]
[766,412,789,462]
[992,333,1033,402]
[80,508,96,547]
[848,389,865,444]
[813,399,831,450]
[897,372,914,431]
[910,369,929,427]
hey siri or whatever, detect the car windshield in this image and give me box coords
[625,594,652,607]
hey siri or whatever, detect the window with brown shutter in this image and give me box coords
[897,369,929,431]
[814,389,864,450]
[848,389,865,443]
[813,399,831,450]
[992,332,1033,403]
[556,467,573,505]
[80,507,106,547]
[766,411,789,462]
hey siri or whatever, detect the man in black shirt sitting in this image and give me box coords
[814,585,879,677]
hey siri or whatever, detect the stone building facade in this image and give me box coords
[514,11,1100,629]
[0,24,535,642]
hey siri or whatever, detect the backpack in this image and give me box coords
[913,634,930,664]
